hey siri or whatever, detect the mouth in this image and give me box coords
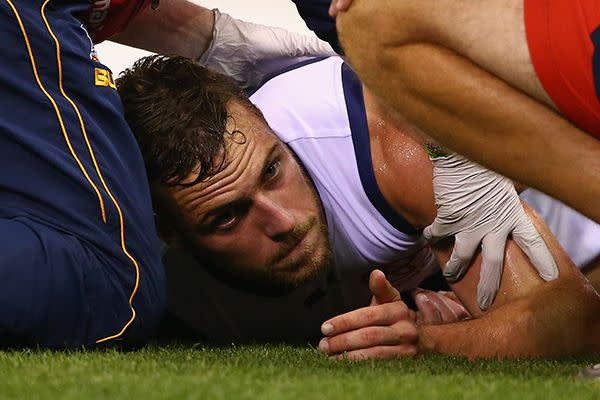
[282,230,311,263]
[272,221,315,269]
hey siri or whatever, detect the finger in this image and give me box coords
[319,320,418,355]
[328,0,337,17]
[331,344,418,361]
[443,232,481,283]
[321,301,411,336]
[419,291,457,324]
[369,269,401,305]
[437,292,471,321]
[422,220,452,243]
[477,232,508,310]
[414,290,466,324]
[437,290,459,302]
[337,0,354,11]
[329,0,354,17]
[415,310,424,325]
[512,217,559,281]
[413,291,442,324]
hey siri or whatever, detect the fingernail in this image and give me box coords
[321,323,334,335]
[443,271,461,283]
[416,293,429,304]
[319,338,329,353]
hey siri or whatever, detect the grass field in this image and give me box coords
[0,344,598,400]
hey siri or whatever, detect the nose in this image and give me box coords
[255,193,295,239]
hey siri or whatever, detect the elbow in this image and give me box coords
[525,284,600,357]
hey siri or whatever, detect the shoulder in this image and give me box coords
[364,90,437,229]
[250,57,348,143]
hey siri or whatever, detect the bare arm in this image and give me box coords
[320,207,600,359]
[111,1,334,89]
[420,206,600,358]
[111,0,214,59]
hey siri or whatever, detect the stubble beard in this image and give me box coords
[264,216,332,291]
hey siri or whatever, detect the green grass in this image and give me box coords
[0,344,598,400]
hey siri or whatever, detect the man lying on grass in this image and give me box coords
[117,55,600,360]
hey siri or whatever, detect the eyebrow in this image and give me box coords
[260,142,280,178]
[197,141,281,228]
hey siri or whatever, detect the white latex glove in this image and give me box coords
[197,9,336,89]
[423,153,559,310]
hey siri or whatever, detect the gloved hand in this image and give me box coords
[197,10,336,89]
[423,152,559,310]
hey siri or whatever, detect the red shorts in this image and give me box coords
[525,0,600,138]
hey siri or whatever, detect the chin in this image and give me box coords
[275,244,333,289]
[200,237,332,297]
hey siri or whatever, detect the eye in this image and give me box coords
[264,160,280,181]
[212,208,238,231]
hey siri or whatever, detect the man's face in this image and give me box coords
[161,102,331,292]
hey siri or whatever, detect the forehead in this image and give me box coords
[221,101,280,177]
[165,101,282,214]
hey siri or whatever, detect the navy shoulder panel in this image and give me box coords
[291,0,342,54]
[341,63,419,235]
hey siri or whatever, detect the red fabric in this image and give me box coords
[85,0,150,44]
[525,0,600,138]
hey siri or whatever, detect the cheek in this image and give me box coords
[285,168,319,212]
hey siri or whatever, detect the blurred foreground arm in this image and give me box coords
[336,1,600,223]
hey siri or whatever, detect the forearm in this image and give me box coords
[419,279,600,358]
[426,204,600,358]
[111,0,214,59]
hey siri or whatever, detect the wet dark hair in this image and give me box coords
[117,55,260,186]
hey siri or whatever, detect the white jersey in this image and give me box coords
[520,189,600,268]
[252,56,438,289]
[165,57,439,342]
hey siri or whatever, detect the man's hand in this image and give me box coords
[319,270,419,360]
[413,289,470,324]
[329,0,353,17]
[423,153,559,310]
[197,10,335,89]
